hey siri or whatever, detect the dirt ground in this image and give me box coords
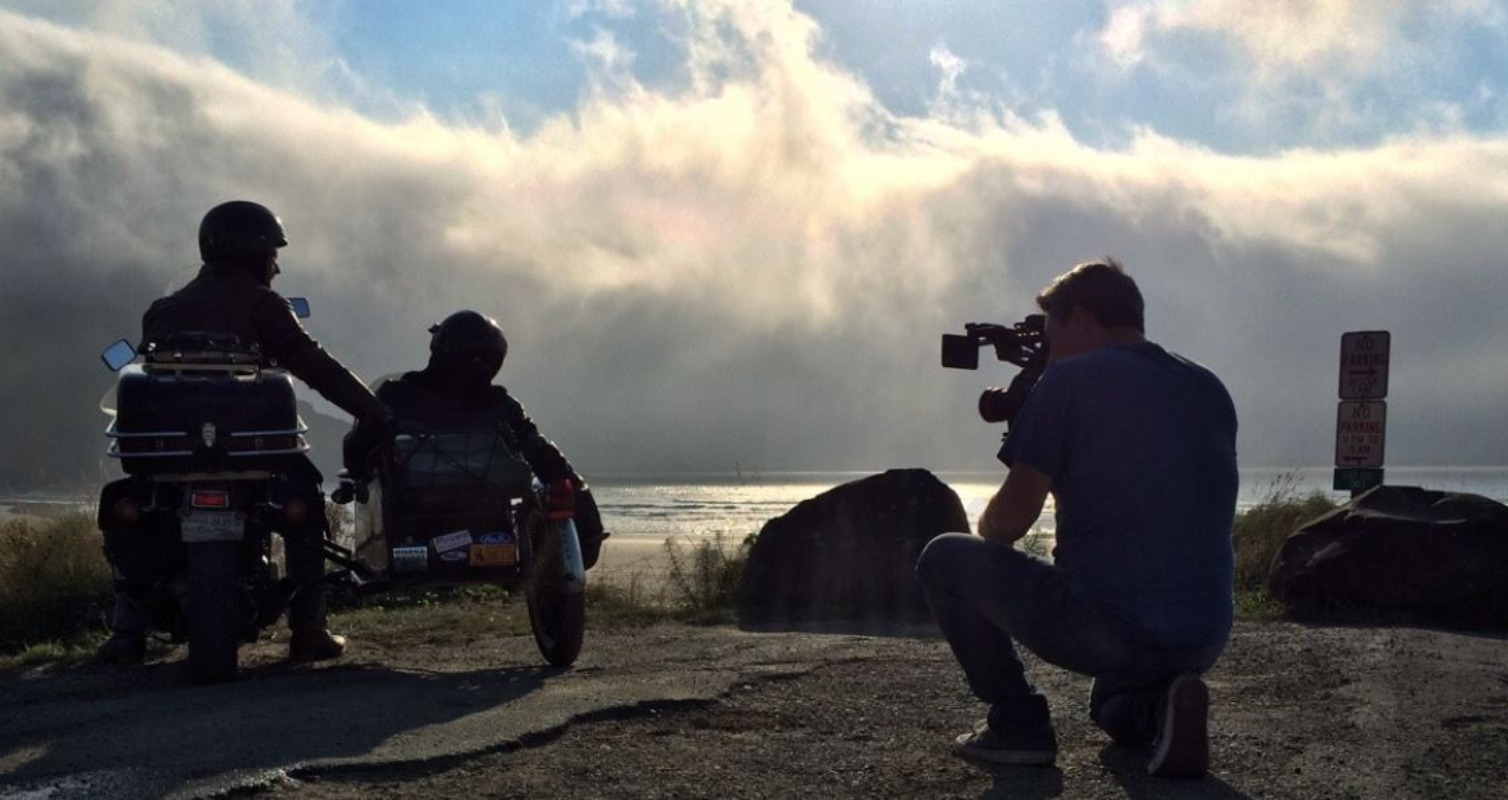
[221,620,1508,800]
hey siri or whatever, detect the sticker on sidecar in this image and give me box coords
[469,543,517,567]
[430,530,473,553]
[181,511,245,542]
[478,531,513,545]
[392,546,429,573]
[438,549,469,563]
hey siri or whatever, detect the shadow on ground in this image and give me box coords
[1,655,554,798]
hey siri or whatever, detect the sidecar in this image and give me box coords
[338,427,586,666]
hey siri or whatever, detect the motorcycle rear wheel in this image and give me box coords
[186,541,241,684]
[522,508,585,667]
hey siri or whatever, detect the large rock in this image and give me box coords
[1268,485,1508,629]
[735,468,969,626]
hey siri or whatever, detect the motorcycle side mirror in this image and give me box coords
[288,297,311,319]
[100,339,136,372]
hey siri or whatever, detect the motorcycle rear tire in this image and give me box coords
[187,541,241,684]
[522,509,585,667]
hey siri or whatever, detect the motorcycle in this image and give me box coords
[331,424,589,667]
[95,299,360,684]
[96,302,590,678]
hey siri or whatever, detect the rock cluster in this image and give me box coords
[1269,485,1508,629]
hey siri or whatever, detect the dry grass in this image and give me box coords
[1233,489,1338,592]
[0,512,113,654]
[661,533,753,623]
[1231,475,1340,618]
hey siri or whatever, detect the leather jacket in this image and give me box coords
[373,368,576,483]
[141,262,388,422]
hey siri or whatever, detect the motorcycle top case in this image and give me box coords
[108,365,308,475]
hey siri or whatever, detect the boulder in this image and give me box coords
[1268,485,1508,629]
[735,468,969,626]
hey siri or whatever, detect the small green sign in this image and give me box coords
[1333,467,1384,492]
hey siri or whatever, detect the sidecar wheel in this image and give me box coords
[523,510,585,667]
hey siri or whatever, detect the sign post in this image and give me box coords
[1334,331,1389,495]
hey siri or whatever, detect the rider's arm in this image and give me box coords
[500,390,576,483]
[251,295,391,423]
[978,463,1050,544]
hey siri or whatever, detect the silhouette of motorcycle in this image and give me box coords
[96,316,350,683]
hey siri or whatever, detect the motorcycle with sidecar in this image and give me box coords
[96,306,590,681]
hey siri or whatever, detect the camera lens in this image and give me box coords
[977,388,1014,424]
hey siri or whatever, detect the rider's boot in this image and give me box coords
[93,592,147,665]
[287,587,346,662]
[284,518,346,663]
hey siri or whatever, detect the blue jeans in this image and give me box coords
[916,533,1225,744]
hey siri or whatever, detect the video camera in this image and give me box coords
[940,314,1049,427]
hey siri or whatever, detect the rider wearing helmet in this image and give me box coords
[347,310,606,567]
[96,200,394,665]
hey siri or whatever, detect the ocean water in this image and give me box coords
[9,466,1508,545]
[589,466,1508,546]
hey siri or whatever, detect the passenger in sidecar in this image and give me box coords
[341,309,606,569]
[331,309,602,665]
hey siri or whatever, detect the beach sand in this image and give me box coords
[591,535,701,590]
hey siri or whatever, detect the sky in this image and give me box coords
[3,0,1508,490]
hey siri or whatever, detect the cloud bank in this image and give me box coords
[3,2,1508,490]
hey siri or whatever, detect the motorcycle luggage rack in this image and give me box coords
[105,424,310,459]
[141,334,263,373]
[145,470,276,482]
[384,428,534,518]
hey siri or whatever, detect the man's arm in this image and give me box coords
[978,461,1051,544]
[500,391,575,483]
[251,295,390,422]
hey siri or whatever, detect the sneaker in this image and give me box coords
[93,631,146,665]
[288,630,347,663]
[1148,674,1210,778]
[953,719,1058,766]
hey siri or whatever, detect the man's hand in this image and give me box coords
[978,462,1051,544]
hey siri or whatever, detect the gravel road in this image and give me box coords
[3,620,1506,799]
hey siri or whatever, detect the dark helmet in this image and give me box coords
[428,310,508,386]
[198,200,287,263]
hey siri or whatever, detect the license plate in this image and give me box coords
[181,510,244,542]
[469,543,517,567]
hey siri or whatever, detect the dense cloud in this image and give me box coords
[3,5,1508,491]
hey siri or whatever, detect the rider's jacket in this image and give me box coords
[142,262,387,422]
[375,369,575,483]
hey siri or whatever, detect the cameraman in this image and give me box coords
[917,259,1237,778]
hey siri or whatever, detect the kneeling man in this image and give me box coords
[917,259,1237,778]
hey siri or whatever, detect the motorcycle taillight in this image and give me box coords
[191,490,231,510]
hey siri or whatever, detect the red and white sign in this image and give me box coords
[1335,400,1386,467]
[1339,331,1390,399]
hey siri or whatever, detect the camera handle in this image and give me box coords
[990,357,1048,466]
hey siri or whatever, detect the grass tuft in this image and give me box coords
[0,512,113,655]
[1233,491,1338,593]
[1230,474,1340,616]
[661,533,753,624]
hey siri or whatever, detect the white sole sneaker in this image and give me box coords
[1148,674,1209,778]
[952,726,1057,766]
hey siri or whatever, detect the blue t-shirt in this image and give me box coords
[1000,341,1238,648]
